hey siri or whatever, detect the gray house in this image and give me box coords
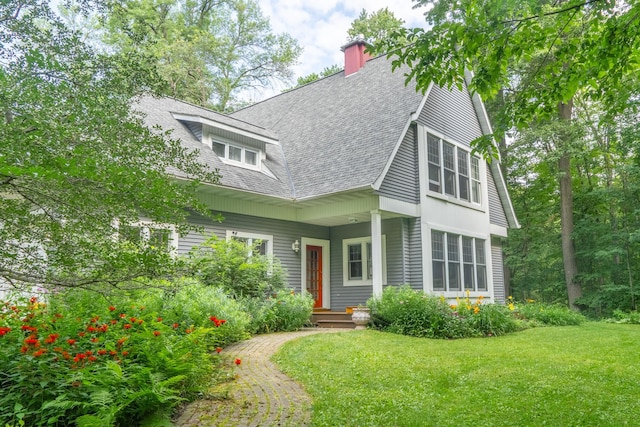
[136,39,518,311]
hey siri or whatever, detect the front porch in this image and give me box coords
[311,309,356,329]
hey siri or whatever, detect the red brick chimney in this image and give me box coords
[341,35,371,76]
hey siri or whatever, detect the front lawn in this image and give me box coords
[274,323,640,426]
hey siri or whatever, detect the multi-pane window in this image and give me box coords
[427,133,481,204]
[226,231,273,257]
[212,138,260,169]
[119,222,177,254]
[343,236,386,286]
[431,230,487,292]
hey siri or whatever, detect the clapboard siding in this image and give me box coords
[407,218,423,290]
[487,165,508,227]
[329,219,404,311]
[417,84,482,147]
[184,121,203,141]
[491,239,505,303]
[379,124,420,203]
[179,212,329,291]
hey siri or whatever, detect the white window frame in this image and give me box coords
[426,132,482,206]
[118,220,178,255]
[225,230,273,257]
[209,134,261,171]
[342,236,387,287]
[431,230,486,293]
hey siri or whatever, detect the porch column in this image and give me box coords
[371,210,383,297]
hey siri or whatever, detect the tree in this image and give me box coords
[380,0,640,309]
[103,0,302,111]
[0,0,219,292]
[292,8,405,89]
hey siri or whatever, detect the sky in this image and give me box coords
[256,1,428,95]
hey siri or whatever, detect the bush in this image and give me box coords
[0,285,237,427]
[368,286,520,339]
[187,236,287,298]
[608,309,640,324]
[242,290,314,334]
[514,300,586,326]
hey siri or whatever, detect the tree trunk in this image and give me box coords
[558,99,582,310]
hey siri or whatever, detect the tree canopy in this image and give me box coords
[103,0,302,112]
[0,0,219,292]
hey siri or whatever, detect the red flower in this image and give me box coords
[99,324,109,333]
[123,324,132,330]
[172,323,179,329]
[234,358,242,366]
[67,339,76,345]
[0,327,11,336]
[91,337,99,343]
[20,346,28,353]
[44,334,59,344]
[156,317,162,322]
[119,313,126,318]
[109,306,116,311]
[78,332,86,337]
[88,356,97,362]
[129,317,137,323]
[153,330,161,336]
[33,349,47,357]
[29,297,37,304]
[85,350,93,356]
[220,319,226,325]
[121,351,129,356]
[24,337,39,346]
[98,349,107,356]
[117,337,128,346]
[110,319,118,325]
[185,328,192,334]
[87,326,97,332]
[90,316,100,323]
[215,347,223,353]
[209,316,218,322]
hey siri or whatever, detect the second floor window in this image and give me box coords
[212,140,259,168]
[427,133,481,204]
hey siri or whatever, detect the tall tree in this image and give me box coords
[380,0,640,309]
[103,0,301,111]
[0,0,218,292]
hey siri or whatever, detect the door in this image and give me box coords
[306,245,323,308]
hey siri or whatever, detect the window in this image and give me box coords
[427,133,481,204]
[211,137,261,170]
[119,221,178,254]
[225,230,273,257]
[343,236,386,286]
[431,230,486,292]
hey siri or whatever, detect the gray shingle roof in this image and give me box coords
[230,56,423,199]
[134,96,293,198]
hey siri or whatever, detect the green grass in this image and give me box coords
[273,323,640,427]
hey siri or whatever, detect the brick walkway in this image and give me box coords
[174,329,351,427]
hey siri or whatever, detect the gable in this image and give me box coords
[377,124,419,204]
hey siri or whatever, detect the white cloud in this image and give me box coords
[259,0,427,81]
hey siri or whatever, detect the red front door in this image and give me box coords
[306,245,323,308]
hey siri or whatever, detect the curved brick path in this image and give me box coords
[174,329,351,427]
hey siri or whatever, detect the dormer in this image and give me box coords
[172,112,279,173]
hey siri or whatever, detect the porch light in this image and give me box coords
[291,239,300,253]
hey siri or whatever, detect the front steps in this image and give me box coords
[311,310,356,329]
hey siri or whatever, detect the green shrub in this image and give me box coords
[368,286,520,339]
[187,236,287,298]
[515,300,586,326]
[609,309,640,324]
[242,290,314,334]
[0,286,236,427]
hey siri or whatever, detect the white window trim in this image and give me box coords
[342,236,387,287]
[208,133,262,171]
[117,220,178,256]
[425,130,483,207]
[225,230,273,257]
[430,230,487,295]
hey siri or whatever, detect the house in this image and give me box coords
[136,38,518,311]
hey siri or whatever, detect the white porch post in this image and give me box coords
[371,210,383,297]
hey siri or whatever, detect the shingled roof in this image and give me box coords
[230,55,423,199]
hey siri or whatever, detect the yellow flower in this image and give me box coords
[473,306,480,314]
[526,299,535,303]
[508,303,515,311]
[508,296,513,300]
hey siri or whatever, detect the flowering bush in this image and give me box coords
[368,286,520,339]
[0,290,232,426]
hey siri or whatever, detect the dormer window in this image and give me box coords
[212,138,260,169]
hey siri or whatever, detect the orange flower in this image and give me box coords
[153,331,161,336]
[234,358,241,366]
[108,306,116,312]
[215,347,223,353]
[123,324,132,330]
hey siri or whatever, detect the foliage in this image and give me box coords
[347,8,405,48]
[186,236,287,298]
[0,290,235,426]
[292,65,343,88]
[608,310,640,324]
[240,290,314,335]
[275,323,640,426]
[103,0,302,111]
[513,298,586,326]
[367,286,519,339]
[0,0,219,293]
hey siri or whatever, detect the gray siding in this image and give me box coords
[180,212,329,291]
[407,218,423,290]
[417,84,482,147]
[487,165,508,227]
[329,219,405,311]
[184,121,203,141]
[491,239,506,302]
[378,125,420,203]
